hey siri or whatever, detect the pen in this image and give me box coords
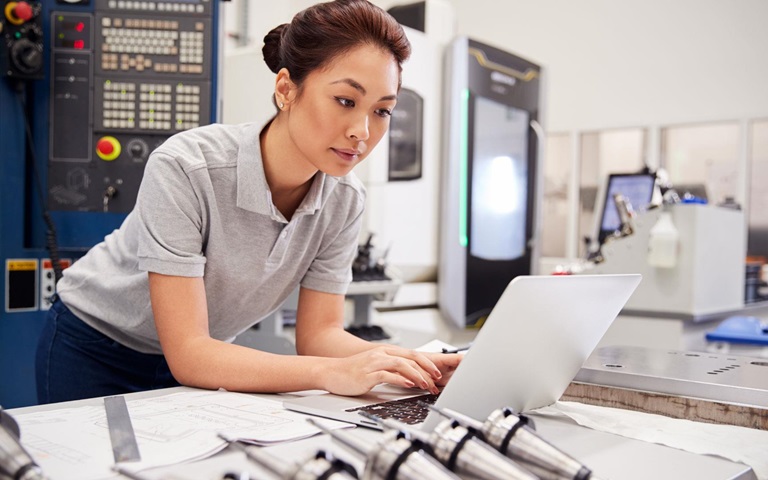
[441,343,472,354]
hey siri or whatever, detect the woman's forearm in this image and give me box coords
[167,335,336,393]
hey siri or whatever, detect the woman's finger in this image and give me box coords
[384,347,442,380]
[371,370,416,390]
[378,355,433,391]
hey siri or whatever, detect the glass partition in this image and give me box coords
[748,119,768,260]
[661,122,740,206]
[541,133,570,257]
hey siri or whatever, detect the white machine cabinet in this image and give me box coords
[593,204,745,317]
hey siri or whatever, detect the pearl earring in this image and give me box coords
[279,102,285,109]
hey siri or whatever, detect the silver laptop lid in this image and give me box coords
[423,273,641,430]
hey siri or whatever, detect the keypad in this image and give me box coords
[346,393,440,425]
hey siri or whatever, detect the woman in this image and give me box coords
[36,0,461,404]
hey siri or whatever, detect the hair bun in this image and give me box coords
[262,24,288,73]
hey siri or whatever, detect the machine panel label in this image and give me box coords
[5,259,39,312]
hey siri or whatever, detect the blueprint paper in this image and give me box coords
[14,389,349,480]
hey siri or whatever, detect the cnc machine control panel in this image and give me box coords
[48,0,215,213]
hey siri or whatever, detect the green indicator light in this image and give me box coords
[58,15,64,21]
[177,119,183,124]
[459,88,469,248]
[149,109,154,113]
[16,32,23,39]
[149,118,154,123]
[121,89,126,95]
[149,91,155,95]
[105,80,112,86]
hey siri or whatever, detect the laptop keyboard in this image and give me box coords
[345,393,440,425]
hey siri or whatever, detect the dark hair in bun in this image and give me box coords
[262,23,288,74]
[262,0,411,88]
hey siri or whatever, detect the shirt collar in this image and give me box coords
[236,122,337,220]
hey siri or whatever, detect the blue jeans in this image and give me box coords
[35,295,180,404]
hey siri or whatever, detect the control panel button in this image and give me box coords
[5,1,33,25]
[13,1,33,21]
[96,136,122,161]
[10,38,42,74]
[126,138,149,162]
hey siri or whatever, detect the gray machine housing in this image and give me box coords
[439,37,544,328]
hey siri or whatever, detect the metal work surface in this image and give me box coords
[622,299,768,323]
[575,346,768,407]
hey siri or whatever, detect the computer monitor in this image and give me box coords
[597,173,656,244]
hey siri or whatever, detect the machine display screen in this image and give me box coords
[470,95,529,261]
[599,173,656,242]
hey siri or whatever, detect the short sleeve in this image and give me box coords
[300,195,364,294]
[135,152,207,277]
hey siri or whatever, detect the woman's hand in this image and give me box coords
[319,346,463,396]
[421,352,462,387]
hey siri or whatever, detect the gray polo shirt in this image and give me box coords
[57,122,365,354]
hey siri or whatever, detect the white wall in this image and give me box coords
[222,0,768,131]
[439,0,768,132]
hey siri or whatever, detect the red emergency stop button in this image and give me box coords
[5,1,33,25]
[14,1,33,21]
[96,136,121,161]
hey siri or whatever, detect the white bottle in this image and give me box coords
[647,210,679,268]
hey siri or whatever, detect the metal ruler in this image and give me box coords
[104,396,141,463]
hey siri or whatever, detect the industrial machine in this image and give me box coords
[592,202,746,317]
[580,172,746,317]
[566,345,768,430]
[439,36,544,328]
[0,0,222,407]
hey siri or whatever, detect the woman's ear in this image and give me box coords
[275,68,296,110]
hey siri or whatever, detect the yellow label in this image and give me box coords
[6,259,38,271]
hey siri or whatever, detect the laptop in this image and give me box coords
[283,274,642,431]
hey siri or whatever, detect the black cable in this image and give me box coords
[14,80,64,284]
